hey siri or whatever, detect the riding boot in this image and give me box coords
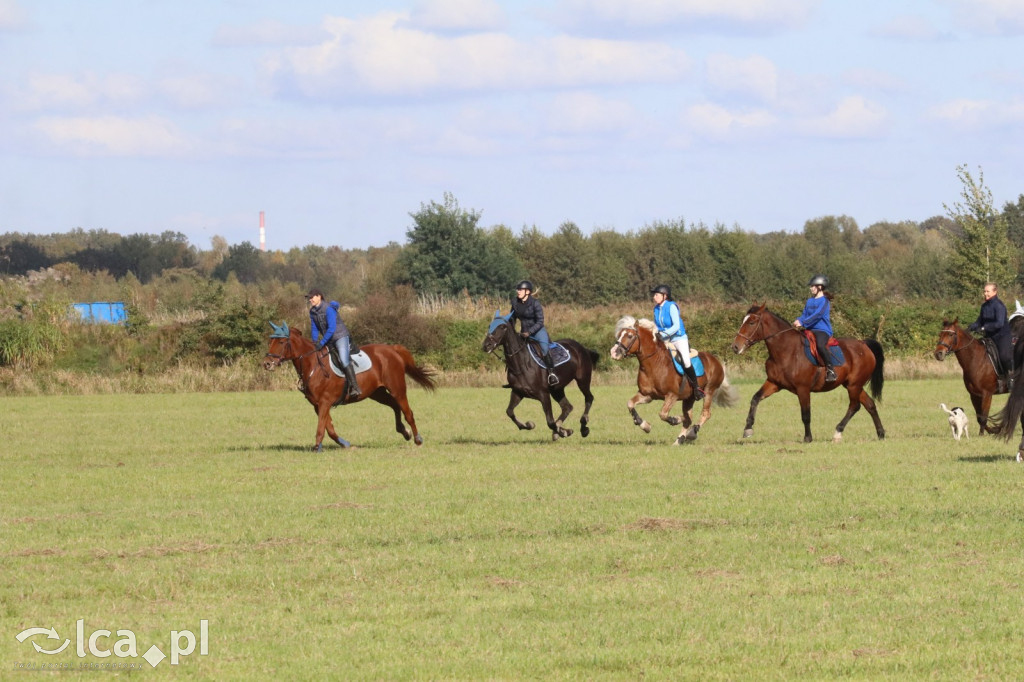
[824,364,837,382]
[682,364,705,400]
[342,363,361,400]
[544,353,558,386]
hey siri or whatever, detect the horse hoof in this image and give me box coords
[312,443,323,453]
[414,434,424,446]
[803,436,813,443]
[685,425,700,441]
[832,432,842,444]
[641,423,652,434]
[667,416,681,426]
[1018,451,1023,462]
[580,425,590,438]
[402,430,412,441]
[525,421,536,430]
[742,429,753,439]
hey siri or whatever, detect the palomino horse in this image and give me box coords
[609,316,738,444]
[730,304,885,443]
[482,312,598,440]
[263,322,436,450]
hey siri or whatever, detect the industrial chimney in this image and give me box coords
[259,211,266,251]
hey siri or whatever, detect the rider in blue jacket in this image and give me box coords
[793,274,836,382]
[968,282,1013,378]
[651,284,704,400]
[308,288,361,400]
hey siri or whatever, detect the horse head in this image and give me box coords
[731,303,769,354]
[935,317,965,361]
[264,321,293,370]
[483,311,514,354]
[610,316,640,360]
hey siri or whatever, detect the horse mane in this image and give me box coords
[637,318,657,332]
[614,315,637,338]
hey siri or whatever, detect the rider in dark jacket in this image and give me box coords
[307,288,361,400]
[509,280,558,385]
[969,282,1013,378]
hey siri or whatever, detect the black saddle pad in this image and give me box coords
[527,342,570,367]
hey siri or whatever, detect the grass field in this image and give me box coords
[3,378,1024,679]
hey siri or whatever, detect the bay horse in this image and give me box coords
[933,318,1009,436]
[262,322,436,450]
[730,304,885,443]
[482,312,598,440]
[609,316,738,444]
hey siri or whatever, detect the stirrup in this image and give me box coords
[547,372,559,386]
[825,367,837,382]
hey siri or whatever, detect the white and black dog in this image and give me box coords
[940,403,969,441]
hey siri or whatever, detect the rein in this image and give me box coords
[615,326,657,361]
[938,328,977,354]
[735,312,798,350]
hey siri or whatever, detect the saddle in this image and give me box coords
[980,337,1013,390]
[655,340,705,377]
[327,350,372,378]
[525,340,570,368]
[801,331,845,367]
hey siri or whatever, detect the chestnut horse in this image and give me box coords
[482,312,598,440]
[730,304,885,443]
[262,322,436,450]
[610,316,738,444]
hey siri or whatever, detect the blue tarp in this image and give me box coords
[72,302,127,324]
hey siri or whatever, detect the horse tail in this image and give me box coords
[587,348,600,368]
[991,368,1024,439]
[864,338,885,402]
[712,374,740,408]
[397,345,438,391]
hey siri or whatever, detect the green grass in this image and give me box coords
[2,379,1023,679]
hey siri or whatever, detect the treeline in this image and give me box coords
[4,184,1024,308]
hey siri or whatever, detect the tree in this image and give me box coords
[396,193,523,297]
[944,165,1014,295]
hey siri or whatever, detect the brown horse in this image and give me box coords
[730,304,885,443]
[933,318,1008,435]
[482,312,598,440]
[262,322,436,450]
[609,316,738,444]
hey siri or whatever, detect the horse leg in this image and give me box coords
[541,393,572,440]
[831,385,866,443]
[506,392,535,431]
[970,393,988,435]
[680,394,714,444]
[981,392,996,434]
[575,375,595,439]
[628,393,655,433]
[743,381,780,439]
[658,395,680,426]
[797,388,813,443]
[323,412,352,449]
[858,388,886,440]
[551,387,573,431]
[313,400,333,452]
[369,389,416,443]
[1018,416,1024,462]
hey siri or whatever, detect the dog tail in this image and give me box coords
[940,402,951,414]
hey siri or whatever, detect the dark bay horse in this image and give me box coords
[482,312,598,440]
[730,304,885,443]
[610,316,738,444]
[263,322,436,450]
[933,318,1007,435]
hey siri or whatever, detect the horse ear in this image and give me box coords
[953,317,959,325]
[494,309,502,318]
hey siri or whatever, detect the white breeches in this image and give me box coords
[671,335,692,368]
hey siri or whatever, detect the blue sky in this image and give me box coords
[1,0,1022,251]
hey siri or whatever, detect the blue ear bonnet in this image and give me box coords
[269,321,290,338]
[488,310,512,334]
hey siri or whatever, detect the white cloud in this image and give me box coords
[0,0,27,30]
[554,0,818,32]
[869,14,946,40]
[544,92,637,135]
[684,102,776,140]
[267,12,691,99]
[705,53,778,103]
[212,20,330,47]
[18,72,145,112]
[929,97,1024,130]
[797,95,888,138]
[32,116,192,156]
[944,0,1024,36]
[408,0,506,32]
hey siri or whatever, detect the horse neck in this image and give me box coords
[288,331,317,377]
[636,328,672,369]
[759,310,800,355]
[500,326,530,370]
[950,328,984,366]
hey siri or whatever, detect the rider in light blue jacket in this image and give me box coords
[651,284,704,400]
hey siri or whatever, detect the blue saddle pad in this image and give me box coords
[527,342,571,368]
[670,352,704,377]
[802,337,845,367]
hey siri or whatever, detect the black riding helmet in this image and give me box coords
[515,280,534,293]
[650,284,671,299]
[808,274,829,288]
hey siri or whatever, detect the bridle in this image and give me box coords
[263,337,322,369]
[733,311,798,352]
[937,327,975,355]
[484,321,523,358]
[612,325,656,361]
